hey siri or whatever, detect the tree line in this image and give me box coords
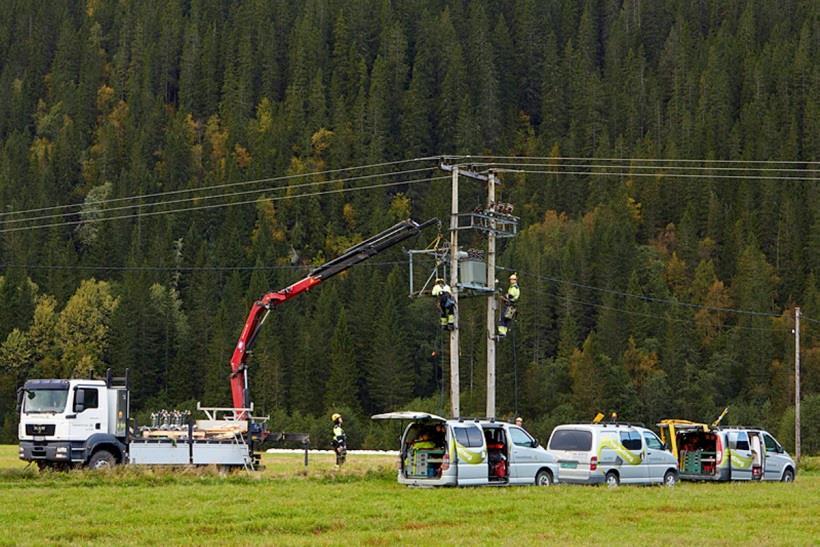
[0,0,817,450]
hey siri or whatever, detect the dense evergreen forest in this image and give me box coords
[0,0,817,450]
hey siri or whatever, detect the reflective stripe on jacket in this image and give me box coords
[507,284,520,303]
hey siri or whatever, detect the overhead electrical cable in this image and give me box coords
[1,166,436,226]
[0,175,450,234]
[496,265,781,319]
[462,161,816,174]
[525,284,779,334]
[488,168,817,183]
[0,261,407,272]
[442,154,820,165]
[0,156,440,218]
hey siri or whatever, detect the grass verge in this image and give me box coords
[0,446,817,545]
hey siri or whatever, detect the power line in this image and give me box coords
[497,265,781,318]
[0,156,440,218]
[0,175,449,234]
[465,161,816,174]
[1,166,435,226]
[493,168,817,183]
[0,261,406,272]
[525,284,778,334]
[444,154,820,165]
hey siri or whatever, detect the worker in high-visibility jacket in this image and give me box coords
[432,278,456,331]
[497,273,520,338]
[331,413,347,467]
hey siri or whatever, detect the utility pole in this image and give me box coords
[449,166,460,419]
[486,171,497,419]
[795,306,801,462]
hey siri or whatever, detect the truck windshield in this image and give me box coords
[24,389,68,413]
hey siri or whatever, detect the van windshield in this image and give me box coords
[549,429,592,451]
[24,389,68,413]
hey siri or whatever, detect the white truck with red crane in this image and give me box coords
[17,219,434,469]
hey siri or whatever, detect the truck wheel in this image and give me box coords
[605,471,620,488]
[781,469,794,483]
[535,469,553,486]
[88,449,116,470]
[663,470,678,487]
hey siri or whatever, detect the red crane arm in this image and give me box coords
[229,218,435,417]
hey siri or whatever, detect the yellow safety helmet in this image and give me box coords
[331,413,342,422]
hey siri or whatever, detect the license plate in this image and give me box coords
[560,461,578,469]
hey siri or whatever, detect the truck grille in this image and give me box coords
[26,424,56,436]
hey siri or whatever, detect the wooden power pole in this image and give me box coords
[449,166,460,419]
[795,306,801,462]
[486,171,497,419]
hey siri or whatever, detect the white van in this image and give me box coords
[547,423,678,486]
[372,411,559,487]
[657,420,797,482]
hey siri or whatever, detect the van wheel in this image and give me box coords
[663,470,679,487]
[781,469,794,483]
[88,450,116,470]
[605,471,620,488]
[535,469,553,486]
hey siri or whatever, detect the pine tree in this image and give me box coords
[324,309,360,413]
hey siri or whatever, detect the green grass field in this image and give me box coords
[0,446,818,545]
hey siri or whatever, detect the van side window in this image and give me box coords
[762,433,778,452]
[619,430,642,451]
[643,431,663,450]
[454,426,484,448]
[509,427,534,447]
[729,431,750,451]
[548,429,592,451]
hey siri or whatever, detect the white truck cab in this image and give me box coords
[18,375,129,469]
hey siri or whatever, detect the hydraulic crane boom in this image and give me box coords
[229,218,435,417]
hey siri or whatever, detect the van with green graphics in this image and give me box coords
[546,423,679,486]
[657,420,796,482]
[372,412,559,487]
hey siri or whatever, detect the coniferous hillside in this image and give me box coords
[0,1,817,449]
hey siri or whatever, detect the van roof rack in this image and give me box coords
[457,416,495,423]
[715,425,765,431]
[596,421,646,428]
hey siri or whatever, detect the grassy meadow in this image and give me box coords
[0,445,818,545]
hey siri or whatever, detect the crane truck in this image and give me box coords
[18,218,434,469]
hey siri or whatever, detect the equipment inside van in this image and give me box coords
[372,411,558,487]
[657,417,795,482]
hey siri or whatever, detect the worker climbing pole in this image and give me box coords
[496,272,520,339]
[432,278,456,330]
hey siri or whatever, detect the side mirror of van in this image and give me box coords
[776,445,784,454]
[531,438,540,448]
[16,388,23,413]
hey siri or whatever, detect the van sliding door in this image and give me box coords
[452,425,487,485]
[728,431,752,480]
